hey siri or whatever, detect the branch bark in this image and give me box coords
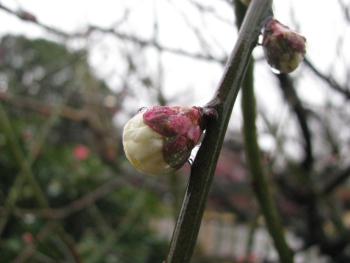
[165,1,272,262]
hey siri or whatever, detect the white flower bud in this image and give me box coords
[123,111,174,175]
[122,106,204,176]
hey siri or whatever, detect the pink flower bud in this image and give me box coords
[123,106,204,175]
[263,19,306,73]
[73,144,90,161]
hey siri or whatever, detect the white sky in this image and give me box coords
[0,0,349,157]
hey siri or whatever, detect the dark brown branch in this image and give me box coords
[0,2,226,64]
[276,73,314,171]
[304,58,350,100]
[189,0,233,25]
[322,165,350,195]
[15,177,124,219]
[13,223,57,263]
[338,0,350,22]
[82,25,226,64]
[0,3,69,38]
[273,74,350,259]
[0,92,89,122]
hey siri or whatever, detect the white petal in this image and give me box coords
[123,112,175,175]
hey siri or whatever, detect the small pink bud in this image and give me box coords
[263,19,306,73]
[123,106,204,175]
[73,144,90,161]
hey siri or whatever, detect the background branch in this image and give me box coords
[305,58,350,99]
[0,2,69,38]
[0,2,226,64]
[322,165,350,195]
[276,73,314,170]
[242,61,293,263]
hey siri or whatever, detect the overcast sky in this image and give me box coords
[0,0,347,102]
[1,0,349,155]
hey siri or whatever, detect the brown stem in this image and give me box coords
[166,1,272,262]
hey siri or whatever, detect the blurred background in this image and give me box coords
[1,0,350,262]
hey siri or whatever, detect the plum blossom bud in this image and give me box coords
[262,19,306,74]
[123,106,204,175]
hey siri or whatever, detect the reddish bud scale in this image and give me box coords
[143,106,203,169]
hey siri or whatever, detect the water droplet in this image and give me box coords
[270,67,281,74]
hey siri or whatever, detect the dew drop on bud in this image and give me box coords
[270,67,281,75]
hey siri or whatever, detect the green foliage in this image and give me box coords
[0,35,167,262]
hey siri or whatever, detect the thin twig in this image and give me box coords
[13,222,57,263]
[0,104,48,207]
[322,165,350,195]
[276,73,313,171]
[0,1,226,64]
[84,25,226,64]
[0,104,82,262]
[304,58,350,100]
[13,170,165,220]
[86,191,148,263]
[0,2,69,38]
[14,177,124,220]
